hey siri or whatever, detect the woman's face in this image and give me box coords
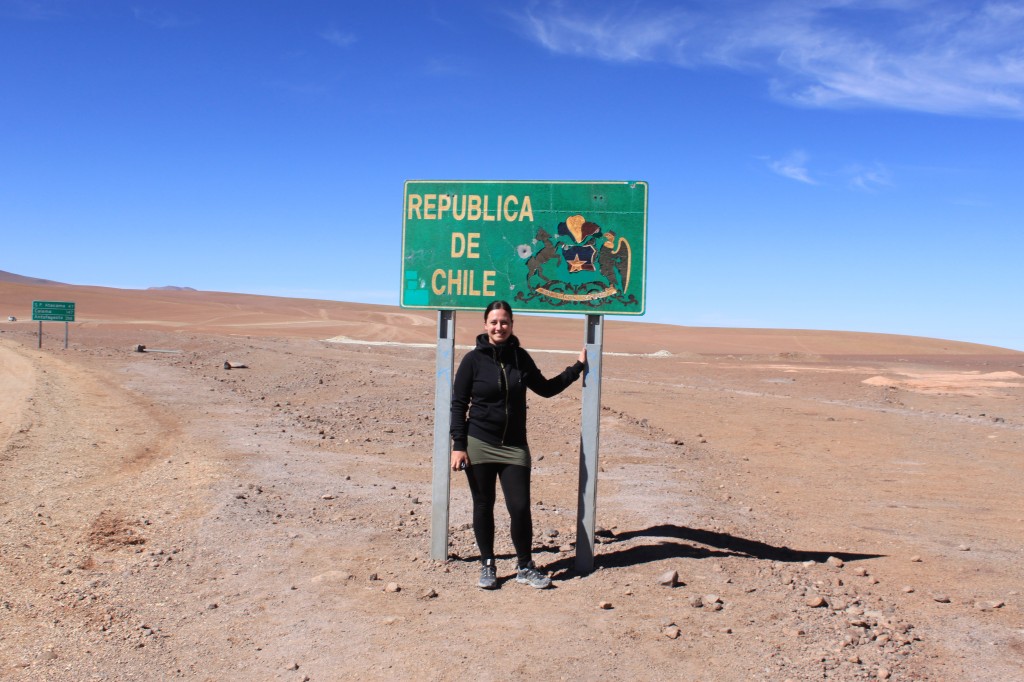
[484,308,513,345]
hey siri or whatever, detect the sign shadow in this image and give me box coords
[538,523,885,580]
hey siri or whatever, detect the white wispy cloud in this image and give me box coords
[846,162,893,191]
[516,1,1024,118]
[320,26,356,48]
[767,150,817,184]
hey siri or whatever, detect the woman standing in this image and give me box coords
[450,300,586,589]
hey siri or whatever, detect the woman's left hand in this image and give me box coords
[578,347,587,365]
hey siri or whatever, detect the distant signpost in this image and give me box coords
[32,300,75,349]
[402,180,649,574]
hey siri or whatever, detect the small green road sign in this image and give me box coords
[401,180,647,315]
[32,300,75,322]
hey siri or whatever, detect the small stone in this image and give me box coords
[806,596,827,608]
[703,594,721,605]
[599,601,613,610]
[932,594,950,603]
[689,595,704,608]
[785,628,806,637]
[877,668,891,680]
[419,588,438,600]
[718,627,733,634]
[310,570,352,584]
[957,544,970,551]
[826,556,844,568]
[847,654,861,664]
[663,625,681,639]
[544,529,559,538]
[658,570,680,587]
[910,555,922,562]
[975,600,1004,610]
[853,567,868,577]
[902,586,915,593]
[321,494,335,500]
[287,662,300,671]
[384,582,401,593]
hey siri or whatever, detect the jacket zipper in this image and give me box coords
[499,359,509,444]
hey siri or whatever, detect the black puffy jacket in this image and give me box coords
[450,333,584,451]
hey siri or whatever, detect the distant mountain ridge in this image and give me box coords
[0,270,194,291]
[0,270,67,286]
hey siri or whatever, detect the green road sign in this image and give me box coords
[32,300,75,322]
[401,180,647,315]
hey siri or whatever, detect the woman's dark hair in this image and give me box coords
[483,300,513,321]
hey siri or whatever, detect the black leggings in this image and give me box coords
[464,462,532,567]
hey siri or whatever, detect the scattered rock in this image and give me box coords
[598,601,613,610]
[852,567,868,577]
[877,668,891,680]
[310,570,352,584]
[957,544,971,551]
[663,625,681,639]
[806,596,827,608]
[975,600,1004,610]
[932,594,951,603]
[384,582,401,593]
[910,555,922,562]
[689,595,704,608]
[658,570,679,587]
[826,556,844,568]
[419,588,438,600]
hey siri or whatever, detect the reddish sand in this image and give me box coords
[1,275,1022,680]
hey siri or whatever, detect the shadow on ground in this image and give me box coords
[535,524,885,579]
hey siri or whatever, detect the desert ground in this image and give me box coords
[1,274,1022,681]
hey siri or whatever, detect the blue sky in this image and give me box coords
[2,0,1022,350]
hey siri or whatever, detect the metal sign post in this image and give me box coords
[576,315,604,573]
[430,310,457,560]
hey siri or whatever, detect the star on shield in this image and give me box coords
[566,254,587,273]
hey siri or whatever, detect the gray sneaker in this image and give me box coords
[478,559,497,589]
[515,561,551,589]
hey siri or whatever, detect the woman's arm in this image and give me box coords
[523,347,587,398]
[449,355,474,451]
